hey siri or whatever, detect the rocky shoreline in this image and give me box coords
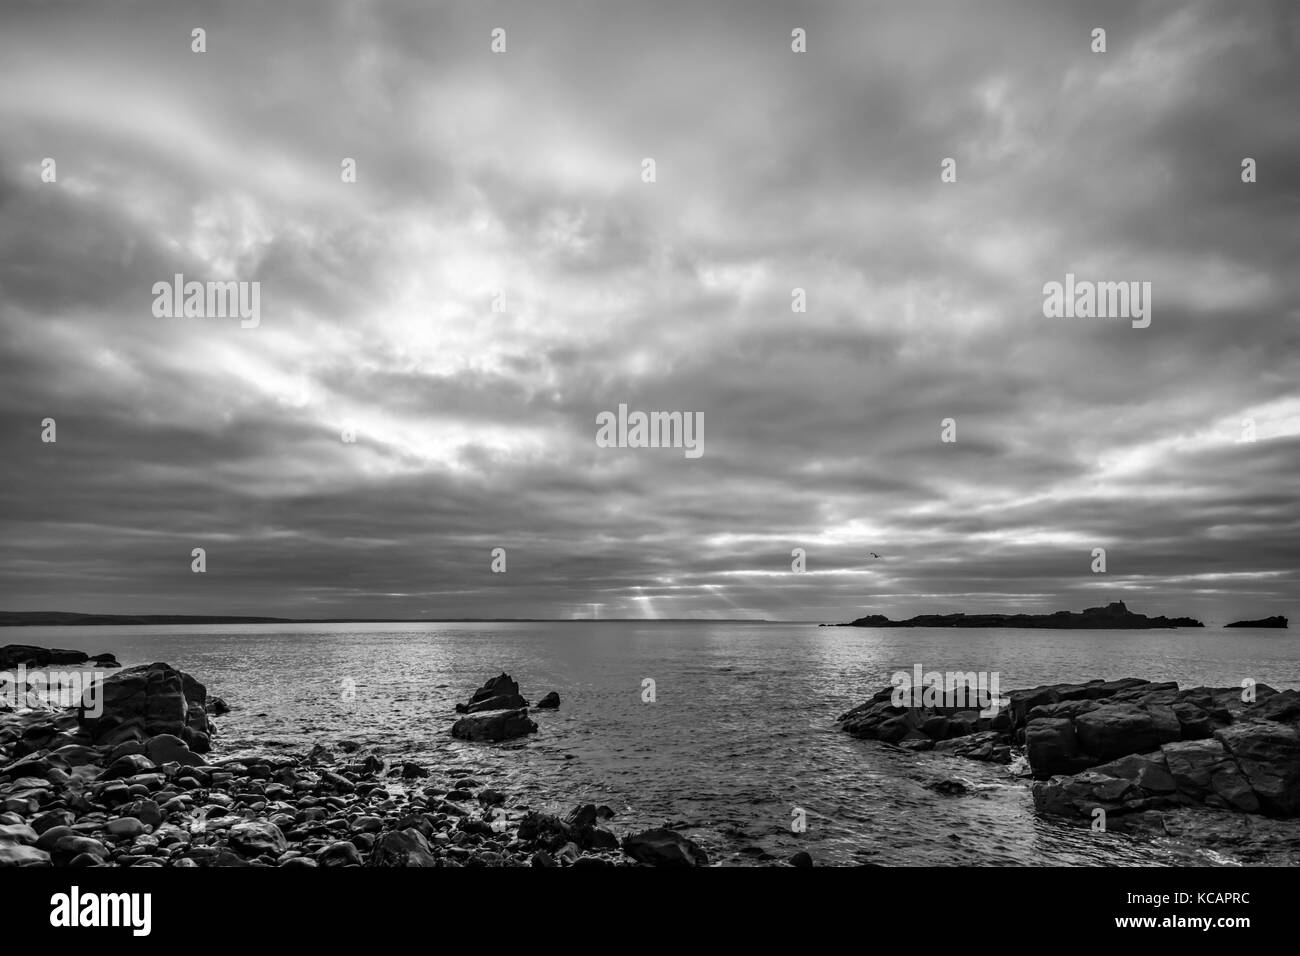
[0,662,740,868]
[7,651,1299,867]
[838,675,1300,862]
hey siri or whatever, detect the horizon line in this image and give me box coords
[0,611,798,625]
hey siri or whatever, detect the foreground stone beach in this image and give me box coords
[0,662,725,868]
[839,675,1300,861]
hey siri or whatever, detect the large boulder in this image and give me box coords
[0,843,51,867]
[367,829,437,867]
[621,828,709,867]
[450,708,537,742]
[78,663,213,751]
[455,673,529,714]
[227,822,288,857]
[144,733,204,767]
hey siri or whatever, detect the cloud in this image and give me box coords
[0,0,1296,622]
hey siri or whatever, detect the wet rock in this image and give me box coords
[1025,717,1087,778]
[564,803,600,829]
[1031,770,1137,818]
[450,708,537,743]
[931,730,1011,763]
[0,823,38,845]
[536,692,561,709]
[319,841,363,866]
[145,734,204,767]
[79,663,212,746]
[1091,752,1177,793]
[98,754,158,780]
[925,778,970,796]
[0,843,51,867]
[124,799,163,829]
[555,842,581,865]
[1244,690,1300,724]
[788,850,814,867]
[1214,722,1300,815]
[227,821,288,857]
[50,744,100,768]
[517,811,571,851]
[621,828,709,867]
[319,770,356,794]
[1161,739,1259,812]
[106,817,147,838]
[368,829,437,867]
[1074,703,1183,762]
[51,835,109,865]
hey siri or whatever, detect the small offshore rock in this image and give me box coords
[621,828,709,868]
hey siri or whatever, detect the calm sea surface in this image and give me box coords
[6,621,1298,866]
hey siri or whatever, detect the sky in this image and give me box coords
[1,0,1297,624]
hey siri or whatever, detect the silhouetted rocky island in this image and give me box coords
[1225,616,1288,628]
[829,601,1202,629]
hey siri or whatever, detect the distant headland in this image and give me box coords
[1224,616,1288,628]
[825,600,1204,629]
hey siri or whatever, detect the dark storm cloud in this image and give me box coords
[0,0,1296,622]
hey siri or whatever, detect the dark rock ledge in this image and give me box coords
[839,676,1300,846]
[0,663,726,868]
[1,645,120,670]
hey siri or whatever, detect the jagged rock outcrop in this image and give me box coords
[454,673,528,714]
